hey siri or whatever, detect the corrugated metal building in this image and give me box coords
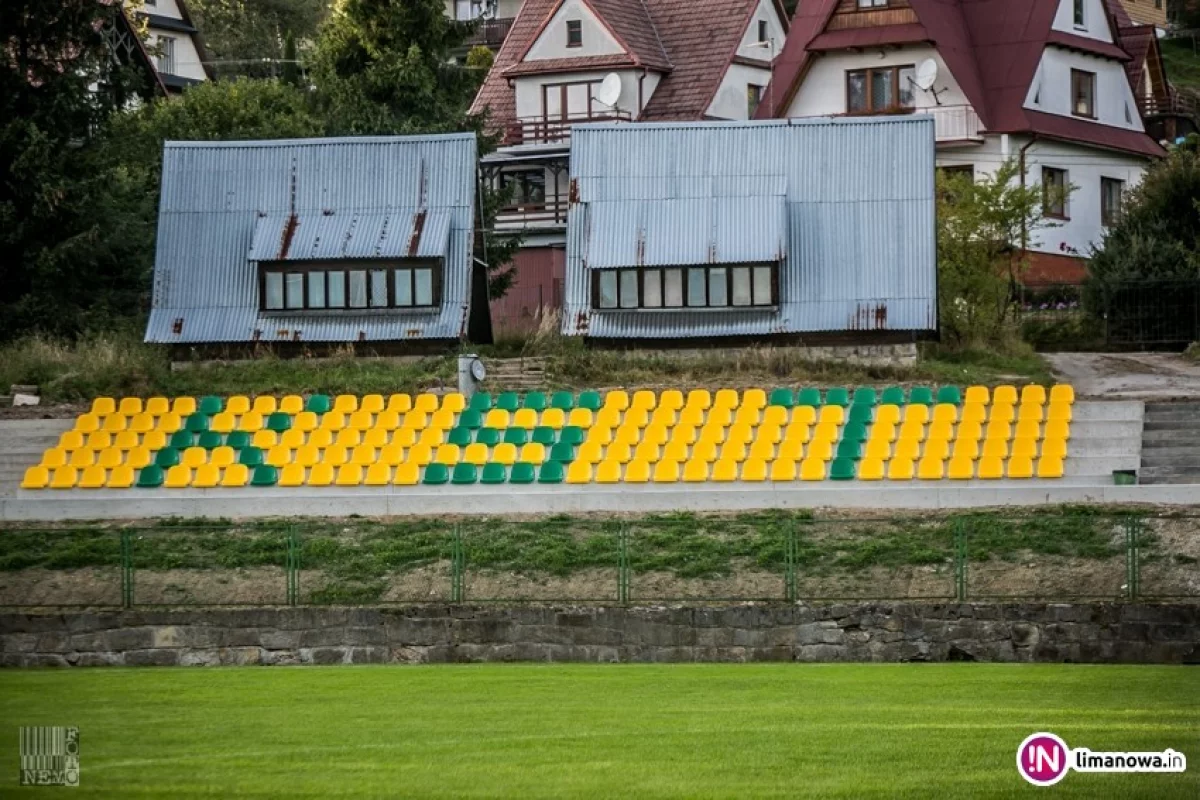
[145,134,477,345]
[563,117,937,340]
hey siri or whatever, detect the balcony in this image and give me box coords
[495,199,568,227]
[503,111,633,147]
[464,17,514,49]
[822,105,984,144]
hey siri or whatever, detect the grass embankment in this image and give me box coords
[0,330,1051,404]
[0,664,1197,797]
[0,508,1168,605]
[1161,36,1200,91]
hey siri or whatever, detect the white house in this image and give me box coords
[127,0,211,93]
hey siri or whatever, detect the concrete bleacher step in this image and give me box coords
[0,419,72,496]
[1139,402,1200,485]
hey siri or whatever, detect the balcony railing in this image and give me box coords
[464,17,514,48]
[1138,91,1198,119]
[817,105,985,143]
[503,111,633,146]
[495,199,568,226]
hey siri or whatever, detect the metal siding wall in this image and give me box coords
[564,118,937,338]
[146,135,476,343]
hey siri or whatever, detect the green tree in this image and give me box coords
[281,30,301,87]
[936,162,1050,347]
[189,0,328,78]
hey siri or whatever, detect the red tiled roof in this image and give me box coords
[1046,30,1131,61]
[808,23,929,51]
[1021,109,1165,158]
[1118,24,1155,93]
[472,0,773,128]
[503,54,640,77]
[752,0,838,120]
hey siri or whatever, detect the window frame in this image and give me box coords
[757,20,769,43]
[845,65,916,115]
[857,0,889,8]
[157,35,176,75]
[1070,69,1096,119]
[258,259,444,313]
[747,83,763,118]
[566,19,582,48]
[1100,177,1125,227]
[591,265,779,311]
[1073,0,1085,27]
[1042,167,1069,220]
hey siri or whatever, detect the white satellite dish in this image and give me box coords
[915,59,939,91]
[595,73,621,108]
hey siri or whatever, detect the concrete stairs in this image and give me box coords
[0,419,72,497]
[1139,402,1200,485]
[1062,401,1142,485]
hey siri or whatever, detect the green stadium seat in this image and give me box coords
[423,463,450,485]
[451,463,478,485]
[558,426,585,446]
[824,388,850,407]
[250,465,278,487]
[266,412,291,432]
[909,387,935,406]
[852,388,877,407]
[847,406,874,425]
[305,394,331,414]
[550,391,574,411]
[458,409,483,430]
[538,461,565,484]
[184,414,208,433]
[936,386,963,405]
[225,431,251,450]
[238,447,264,467]
[493,392,519,412]
[768,388,795,408]
[198,396,223,415]
[480,463,507,484]
[829,458,857,481]
[509,462,536,484]
[197,431,224,449]
[475,427,502,447]
[468,393,492,412]
[578,391,602,411]
[841,422,868,443]
[169,430,193,449]
[503,427,528,446]
[796,388,823,407]
[522,392,547,411]
[136,465,164,488]
[836,440,862,461]
[154,448,181,468]
[532,427,556,446]
[447,427,473,447]
[549,443,575,463]
[880,386,906,406]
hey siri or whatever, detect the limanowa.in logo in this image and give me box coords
[1017,732,1187,787]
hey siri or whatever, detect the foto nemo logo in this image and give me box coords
[1018,732,1070,787]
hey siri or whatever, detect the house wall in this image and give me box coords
[707,63,774,120]
[734,0,787,59]
[514,69,647,120]
[1024,48,1144,132]
[150,28,207,82]
[490,246,565,334]
[444,0,523,20]
[1051,0,1116,41]
[132,0,185,18]
[1117,0,1168,27]
[524,0,623,60]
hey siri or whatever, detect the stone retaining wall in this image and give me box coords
[2,603,1198,667]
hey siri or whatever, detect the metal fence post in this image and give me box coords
[1125,517,1140,601]
[451,525,464,603]
[617,525,630,605]
[784,524,798,603]
[954,519,967,602]
[119,530,134,609]
[285,529,300,607]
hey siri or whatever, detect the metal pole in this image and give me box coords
[1125,518,1140,601]
[954,519,967,602]
[286,529,300,606]
[120,530,134,609]
[451,525,464,603]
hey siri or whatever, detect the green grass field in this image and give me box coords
[0,664,1196,797]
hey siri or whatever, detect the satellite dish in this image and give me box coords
[470,358,487,382]
[595,73,621,107]
[915,59,939,91]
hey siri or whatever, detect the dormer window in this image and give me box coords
[566,19,582,48]
[1071,69,1095,118]
[1073,0,1085,27]
[758,20,768,43]
[858,0,888,7]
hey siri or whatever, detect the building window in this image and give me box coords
[260,261,441,311]
[1101,177,1125,227]
[454,0,491,20]
[846,66,916,114]
[566,20,582,48]
[1042,167,1069,219]
[1073,0,1085,27]
[1071,69,1096,118]
[593,266,777,310]
[747,84,763,118]
[500,169,547,205]
[157,35,176,75]
[757,20,769,43]
[857,0,888,7]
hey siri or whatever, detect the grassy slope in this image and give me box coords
[1162,37,1200,91]
[0,664,1196,797]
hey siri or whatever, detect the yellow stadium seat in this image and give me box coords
[345,411,372,431]
[623,408,649,429]
[108,466,135,489]
[985,421,1011,441]
[719,440,747,463]
[378,443,405,467]
[211,446,236,468]
[387,429,412,448]
[977,457,1004,479]
[1018,404,1044,425]
[292,445,319,467]
[888,458,915,481]
[333,395,358,414]
[790,406,816,426]
[964,386,990,405]
[155,414,182,435]
[335,464,363,486]
[761,406,788,427]
[691,440,718,463]
[335,429,362,449]
[677,407,704,428]
[783,421,811,445]
[77,465,106,489]
[948,457,974,480]
[874,405,901,425]
[482,409,509,429]
[74,413,100,434]
[238,412,264,433]
[171,397,197,416]
[686,389,712,410]
[893,439,920,462]
[364,462,393,482]
[1011,438,1038,459]
[418,428,445,447]
[733,406,760,426]
[699,423,727,445]
[747,439,774,462]
[387,394,413,414]
[58,430,85,451]
[595,461,622,483]
[1047,403,1072,422]
[1041,438,1067,458]
[463,443,488,466]
[932,404,958,423]
[357,394,384,415]
[723,422,751,445]
[1021,385,1047,406]
[956,421,982,442]
[252,430,279,450]
[799,458,825,481]
[742,388,767,409]
[102,414,127,433]
[711,459,738,481]
[960,404,987,424]
[308,463,334,487]
[713,389,739,410]
[812,422,839,443]
[1049,384,1075,405]
[758,423,784,446]
[671,424,698,446]
[653,460,681,483]
[917,457,944,480]
[869,422,897,443]
[191,464,220,488]
[21,466,50,490]
[631,390,656,411]
[95,448,122,469]
[989,404,1015,423]
[807,439,833,462]
[567,461,593,484]
[86,431,112,451]
[66,447,94,469]
[433,444,458,465]
[439,393,465,414]
[393,463,420,486]
[702,407,730,428]
[323,445,349,466]
[659,389,685,411]
[923,439,950,461]
[595,408,621,429]
[865,439,892,460]
[541,408,566,430]
[568,408,594,428]
[361,428,388,448]
[659,440,687,463]
[1007,456,1034,479]
[129,413,155,434]
[143,396,169,417]
[1037,456,1064,479]
[682,460,709,482]
[770,458,798,482]
[225,396,251,415]
[777,439,804,462]
[290,411,317,434]
[604,390,630,411]
[624,459,651,483]
[91,397,116,416]
[639,423,666,446]
[221,464,249,488]
[633,441,659,464]
[320,412,346,432]
[505,408,534,429]
[141,430,166,450]
[433,409,460,431]
[351,444,376,466]
[993,385,1018,405]
[952,439,979,461]
[488,443,515,466]
[899,421,926,441]
[264,446,290,468]
[902,405,930,425]
[741,458,768,482]
[117,398,143,416]
[126,447,152,469]
[48,466,78,489]
[399,410,426,431]
[588,426,614,447]
[818,406,844,426]
[1044,420,1070,441]
[1014,420,1041,440]
[858,458,885,481]
[520,443,546,464]
[279,395,304,415]
[164,465,191,488]
[606,442,632,464]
